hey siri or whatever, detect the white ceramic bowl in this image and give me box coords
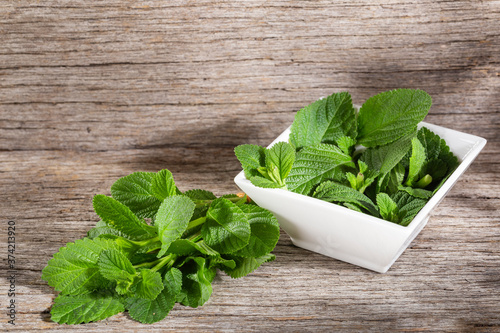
[234,122,487,273]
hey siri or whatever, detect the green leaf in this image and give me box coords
[265,142,296,186]
[391,191,428,226]
[286,143,354,195]
[209,256,237,270]
[249,175,284,189]
[361,130,416,175]
[41,238,117,295]
[151,169,179,201]
[357,89,431,147]
[97,249,136,282]
[202,198,251,254]
[87,222,126,240]
[233,205,280,258]
[177,257,213,308]
[289,92,357,149]
[376,193,399,222]
[221,253,276,279]
[133,269,164,300]
[417,127,459,186]
[337,136,357,156]
[183,189,216,222]
[110,172,161,218]
[51,293,124,325]
[167,239,219,257]
[93,195,157,241]
[126,268,182,324]
[155,195,195,257]
[234,144,266,179]
[385,162,406,195]
[398,185,433,199]
[184,189,217,201]
[312,181,379,217]
[405,137,427,186]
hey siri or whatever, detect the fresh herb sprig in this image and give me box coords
[235,89,459,226]
[42,169,280,324]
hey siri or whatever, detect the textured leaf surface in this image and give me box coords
[289,92,357,148]
[177,257,213,308]
[398,185,433,199]
[184,189,217,201]
[41,238,117,295]
[202,198,251,254]
[133,269,164,300]
[357,89,431,147]
[405,137,427,186]
[167,239,219,257]
[93,195,157,241]
[222,254,276,279]
[110,172,160,218]
[337,136,357,155]
[97,249,136,282]
[286,143,354,195]
[361,130,416,175]
[417,127,459,183]
[234,144,265,179]
[51,293,124,325]
[249,175,284,189]
[392,191,428,226]
[234,205,280,258]
[265,141,295,186]
[313,181,379,216]
[376,193,399,221]
[126,268,182,324]
[155,195,195,257]
[151,169,178,201]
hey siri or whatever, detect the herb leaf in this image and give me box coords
[41,238,117,295]
[361,130,416,175]
[233,205,280,258]
[50,293,125,325]
[290,92,357,149]
[97,248,136,282]
[155,195,195,257]
[221,253,276,279]
[110,172,160,218]
[177,257,213,308]
[357,89,431,147]
[202,198,251,254]
[93,195,157,241]
[133,269,164,300]
[126,267,182,324]
[234,144,266,179]
[265,142,295,187]
[313,181,379,216]
[151,169,179,201]
[286,143,354,195]
[405,137,427,186]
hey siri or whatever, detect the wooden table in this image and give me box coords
[1,1,499,331]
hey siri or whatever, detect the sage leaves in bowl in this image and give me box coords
[235,89,459,226]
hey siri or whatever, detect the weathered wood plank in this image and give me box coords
[0,0,499,331]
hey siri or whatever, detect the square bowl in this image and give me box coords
[234,122,487,273]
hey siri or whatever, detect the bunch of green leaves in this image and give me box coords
[42,169,280,324]
[235,89,459,226]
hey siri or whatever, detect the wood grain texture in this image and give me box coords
[1,0,499,332]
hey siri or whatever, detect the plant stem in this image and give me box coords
[194,195,244,208]
[186,216,207,230]
[415,174,433,188]
[151,253,177,273]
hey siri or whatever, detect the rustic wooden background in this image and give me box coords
[1,1,499,331]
